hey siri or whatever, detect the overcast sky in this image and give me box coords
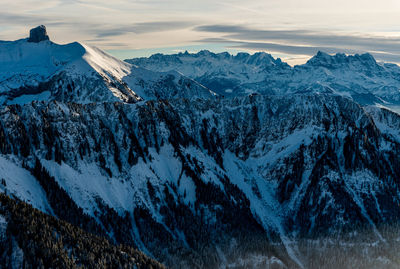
[2,0,400,65]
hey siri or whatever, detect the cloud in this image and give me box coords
[0,8,196,48]
[194,24,400,63]
[94,21,196,38]
[127,21,196,34]
[196,37,361,55]
[0,12,51,25]
[201,40,400,64]
[194,25,400,51]
[2,0,400,64]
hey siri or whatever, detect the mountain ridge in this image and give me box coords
[3,26,400,268]
[0,28,215,105]
[1,94,400,267]
[127,49,400,105]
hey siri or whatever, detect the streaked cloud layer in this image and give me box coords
[194,25,400,63]
[2,0,400,64]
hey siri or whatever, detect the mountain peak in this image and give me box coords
[197,50,213,57]
[28,25,50,43]
[307,51,335,65]
[356,52,376,65]
[306,51,378,68]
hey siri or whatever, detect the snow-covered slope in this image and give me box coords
[127,50,400,105]
[1,94,400,268]
[0,38,139,104]
[128,50,290,97]
[5,27,400,268]
[0,31,214,105]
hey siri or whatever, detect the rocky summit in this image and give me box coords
[28,25,50,43]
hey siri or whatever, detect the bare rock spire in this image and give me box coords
[28,25,50,43]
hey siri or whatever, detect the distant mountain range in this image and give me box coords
[127,50,400,105]
[2,26,400,268]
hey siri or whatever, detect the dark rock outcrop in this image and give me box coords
[28,25,49,43]
[1,94,400,268]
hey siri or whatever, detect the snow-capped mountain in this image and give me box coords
[3,26,400,268]
[128,50,290,97]
[1,94,400,268]
[0,27,214,105]
[127,50,400,105]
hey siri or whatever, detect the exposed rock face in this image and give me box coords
[5,26,400,268]
[126,50,400,105]
[2,94,400,268]
[28,25,49,43]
